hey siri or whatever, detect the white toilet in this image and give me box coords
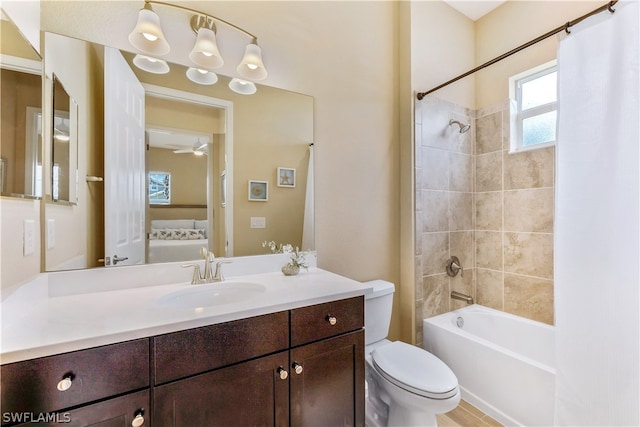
[364,280,460,427]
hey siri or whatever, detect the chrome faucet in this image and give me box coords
[202,249,216,282]
[182,263,205,285]
[182,248,232,284]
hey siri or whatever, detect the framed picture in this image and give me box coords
[248,180,268,201]
[277,167,296,188]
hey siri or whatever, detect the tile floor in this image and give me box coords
[436,400,503,427]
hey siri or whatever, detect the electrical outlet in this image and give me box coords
[23,220,35,256]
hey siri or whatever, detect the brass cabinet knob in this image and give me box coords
[132,413,145,427]
[56,375,73,392]
[292,362,303,375]
[326,315,337,326]
[277,367,288,380]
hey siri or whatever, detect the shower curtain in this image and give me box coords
[554,2,639,425]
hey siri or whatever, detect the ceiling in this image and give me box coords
[443,0,507,21]
[147,127,211,151]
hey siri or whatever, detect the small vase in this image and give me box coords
[281,264,300,276]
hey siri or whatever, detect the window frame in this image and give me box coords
[509,60,558,153]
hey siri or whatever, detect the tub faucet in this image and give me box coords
[451,291,474,305]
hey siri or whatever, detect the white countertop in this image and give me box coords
[1,257,371,364]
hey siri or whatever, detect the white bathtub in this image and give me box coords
[423,305,555,426]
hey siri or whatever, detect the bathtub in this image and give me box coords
[423,305,555,426]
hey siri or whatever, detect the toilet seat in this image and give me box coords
[371,341,458,400]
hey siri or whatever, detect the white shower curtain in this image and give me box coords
[554,2,639,425]
[301,144,315,251]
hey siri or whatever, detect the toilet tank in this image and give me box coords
[364,280,395,346]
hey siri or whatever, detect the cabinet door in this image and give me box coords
[290,330,365,427]
[8,390,148,427]
[153,351,289,427]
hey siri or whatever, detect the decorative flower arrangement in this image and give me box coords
[262,241,309,275]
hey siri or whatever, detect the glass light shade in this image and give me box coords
[228,78,257,95]
[128,8,170,56]
[189,27,223,70]
[133,55,170,74]
[236,42,267,81]
[186,67,219,85]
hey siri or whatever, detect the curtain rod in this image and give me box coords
[416,0,618,100]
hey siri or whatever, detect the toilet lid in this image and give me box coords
[371,341,458,399]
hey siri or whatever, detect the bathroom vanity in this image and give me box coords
[0,258,368,426]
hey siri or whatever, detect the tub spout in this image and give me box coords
[451,291,474,305]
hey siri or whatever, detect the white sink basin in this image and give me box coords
[156,282,266,309]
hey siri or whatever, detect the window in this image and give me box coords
[509,61,557,153]
[149,172,171,204]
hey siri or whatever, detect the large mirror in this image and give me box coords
[0,13,43,199]
[42,33,314,271]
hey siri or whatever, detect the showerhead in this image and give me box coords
[449,119,471,134]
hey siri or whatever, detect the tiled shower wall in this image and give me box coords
[415,97,555,346]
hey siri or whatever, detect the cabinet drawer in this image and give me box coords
[0,339,149,416]
[290,296,364,347]
[153,311,289,385]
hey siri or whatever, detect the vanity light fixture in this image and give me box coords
[228,78,257,95]
[186,67,219,85]
[128,1,268,91]
[128,2,170,56]
[133,54,170,74]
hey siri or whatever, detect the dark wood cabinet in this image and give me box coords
[2,296,364,426]
[290,330,365,427]
[154,351,290,427]
[1,339,149,427]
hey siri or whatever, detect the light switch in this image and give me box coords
[23,220,35,256]
[250,217,266,229]
[47,219,56,249]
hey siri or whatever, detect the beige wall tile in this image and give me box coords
[449,192,474,231]
[450,231,474,270]
[422,103,450,150]
[476,191,502,231]
[422,232,449,276]
[476,112,502,154]
[504,274,554,324]
[503,146,554,189]
[476,268,503,310]
[476,231,502,270]
[504,232,553,279]
[423,273,450,318]
[450,152,474,192]
[422,190,449,232]
[415,299,424,346]
[423,146,449,190]
[476,151,502,192]
[504,188,554,233]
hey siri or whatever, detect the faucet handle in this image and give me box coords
[213,260,232,282]
[182,263,205,284]
[446,256,464,277]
